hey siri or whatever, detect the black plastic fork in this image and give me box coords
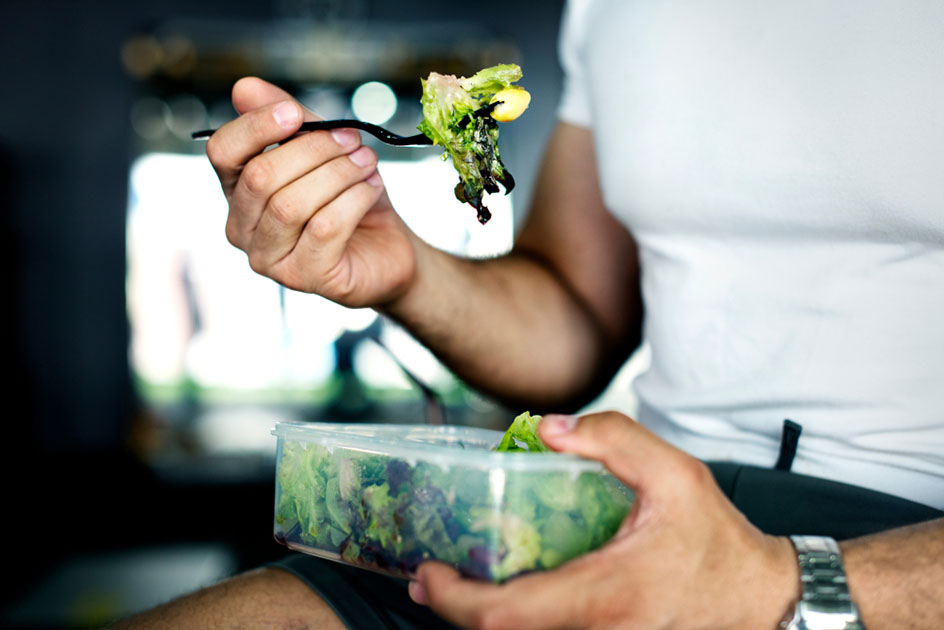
[192,119,434,146]
[192,102,504,146]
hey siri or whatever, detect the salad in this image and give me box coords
[273,413,632,582]
[417,64,531,225]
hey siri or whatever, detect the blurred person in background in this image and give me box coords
[108,1,943,628]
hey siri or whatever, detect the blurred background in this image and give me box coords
[0,1,640,627]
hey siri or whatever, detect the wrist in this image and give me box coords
[751,535,803,630]
[375,230,433,318]
[725,535,800,630]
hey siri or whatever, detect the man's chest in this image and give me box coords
[581,0,944,243]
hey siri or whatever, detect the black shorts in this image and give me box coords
[269,462,943,630]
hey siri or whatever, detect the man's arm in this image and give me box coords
[207,77,642,411]
[841,516,944,630]
[384,122,643,411]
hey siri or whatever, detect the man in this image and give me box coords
[111,1,943,628]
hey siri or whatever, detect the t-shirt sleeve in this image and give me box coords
[556,0,594,128]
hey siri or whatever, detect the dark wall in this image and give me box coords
[0,0,565,614]
[1,1,277,457]
[1,0,280,608]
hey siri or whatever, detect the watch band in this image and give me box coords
[779,535,866,630]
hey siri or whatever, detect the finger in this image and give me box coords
[416,562,589,630]
[538,412,691,492]
[283,176,388,297]
[206,99,310,194]
[246,147,381,269]
[225,125,362,248]
[209,77,323,195]
[231,76,304,115]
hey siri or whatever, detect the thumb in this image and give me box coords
[538,411,690,491]
[231,76,319,121]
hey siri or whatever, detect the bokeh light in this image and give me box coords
[350,81,397,125]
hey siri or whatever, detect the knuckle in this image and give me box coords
[224,221,242,249]
[246,250,268,275]
[265,191,300,227]
[240,158,274,197]
[204,134,226,166]
[678,455,712,489]
[274,268,305,293]
[319,264,357,304]
[307,214,337,243]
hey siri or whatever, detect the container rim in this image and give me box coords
[271,421,607,473]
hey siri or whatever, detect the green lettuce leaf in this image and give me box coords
[362,482,405,552]
[417,63,524,224]
[495,411,548,453]
[458,63,523,98]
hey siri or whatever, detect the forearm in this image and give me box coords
[840,516,944,629]
[381,122,642,411]
[381,236,616,411]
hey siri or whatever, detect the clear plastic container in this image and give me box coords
[272,421,634,582]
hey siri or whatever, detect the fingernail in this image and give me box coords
[331,128,359,147]
[273,101,300,128]
[541,414,579,436]
[408,580,428,605]
[349,146,376,167]
[366,171,383,187]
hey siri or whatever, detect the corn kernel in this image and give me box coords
[490,88,531,122]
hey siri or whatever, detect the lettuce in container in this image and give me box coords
[272,412,633,583]
[417,64,531,225]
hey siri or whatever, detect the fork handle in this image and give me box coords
[192,119,432,146]
[299,120,431,145]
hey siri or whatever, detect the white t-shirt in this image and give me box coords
[558,0,944,509]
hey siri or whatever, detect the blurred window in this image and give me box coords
[126,147,513,455]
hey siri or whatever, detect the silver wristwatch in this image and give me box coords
[779,535,866,630]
